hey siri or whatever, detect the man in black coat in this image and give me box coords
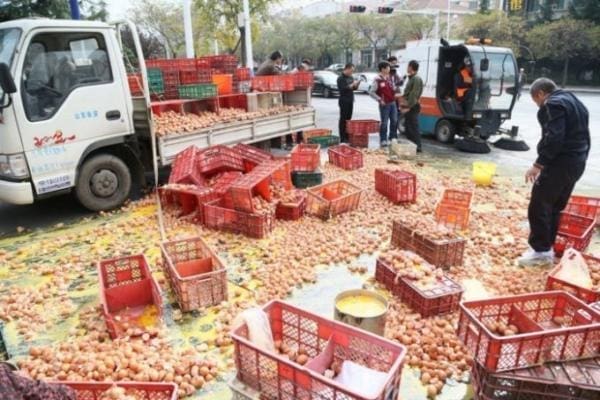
[518,78,591,267]
[337,63,360,143]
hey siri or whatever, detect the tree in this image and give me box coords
[537,0,557,22]
[569,0,600,24]
[128,0,185,58]
[0,0,108,22]
[527,18,597,86]
[119,27,166,69]
[479,0,490,14]
[458,11,526,56]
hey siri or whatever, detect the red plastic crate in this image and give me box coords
[457,291,600,372]
[197,145,245,177]
[127,73,143,96]
[435,189,473,230]
[228,167,273,213]
[305,179,363,220]
[168,146,205,186]
[349,132,369,148]
[235,67,251,81]
[203,199,274,239]
[275,191,306,221]
[375,257,463,317]
[251,75,295,92]
[208,171,243,196]
[591,302,600,312]
[160,237,228,312]
[218,93,248,111]
[346,119,380,135]
[293,71,314,89]
[233,143,273,172]
[565,195,600,226]
[471,358,600,400]
[300,128,332,143]
[97,254,163,339]
[59,381,177,400]
[291,143,321,172]
[232,300,407,400]
[374,169,416,204]
[328,144,363,170]
[554,212,596,256]
[546,253,600,304]
[208,55,238,73]
[391,221,466,268]
[158,185,219,222]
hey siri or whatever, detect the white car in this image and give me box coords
[353,72,378,93]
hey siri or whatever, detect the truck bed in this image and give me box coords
[157,107,316,165]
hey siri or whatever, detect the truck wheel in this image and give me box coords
[75,154,132,211]
[435,120,456,143]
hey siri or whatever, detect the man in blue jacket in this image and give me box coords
[519,78,591,267]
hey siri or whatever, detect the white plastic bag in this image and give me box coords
[333,360,388,399]
[555,248,593,289]
[232,308,275,353]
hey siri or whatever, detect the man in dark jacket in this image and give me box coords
[402,60,424,152]
[518,78,591,267]
[337,63,359,143]
[256,51,283,76]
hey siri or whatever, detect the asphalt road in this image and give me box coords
[1,91,598,236]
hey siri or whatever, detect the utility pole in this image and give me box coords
[69,0,80,19]
[183,0,195,58]
[242,0,254,70]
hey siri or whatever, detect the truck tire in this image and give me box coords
[435,119,456,144]
[75,154,132,211]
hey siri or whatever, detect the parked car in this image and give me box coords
[325,63,344,73]
[312,71,340,98]
[353,72,378,93]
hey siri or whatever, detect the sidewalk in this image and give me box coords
[522,84,600,94]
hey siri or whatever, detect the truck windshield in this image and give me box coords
[469,50,517,112]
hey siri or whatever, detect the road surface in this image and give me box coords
[0,92,598,235]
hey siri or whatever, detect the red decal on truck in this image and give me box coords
[34,130,76,148]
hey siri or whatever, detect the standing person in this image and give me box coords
[388,56,405,135]
[518,78,590,267]
[294,58,313,72]
[256,51,283,76]
[337,63,360,143]
[369,61,398,147]
[402,60,424,152]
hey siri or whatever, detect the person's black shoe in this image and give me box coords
[416,147,422,153]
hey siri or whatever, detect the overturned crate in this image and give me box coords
[305,179,362,220]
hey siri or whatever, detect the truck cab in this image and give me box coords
[0,19,140,211]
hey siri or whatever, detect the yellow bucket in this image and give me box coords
[472,161,497,186]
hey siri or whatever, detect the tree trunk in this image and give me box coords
[562,57,569,88]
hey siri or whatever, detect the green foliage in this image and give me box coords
[458,11,526,56]
[0,0,108,22]
[527,17,598,86]
[479,0,490,14]
[128,0,185,57]
[569,0,600,24]
[536,0,556,23]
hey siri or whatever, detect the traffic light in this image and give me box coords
[349,5,366,13]
[378,7,394,14]
[509,0,523,10]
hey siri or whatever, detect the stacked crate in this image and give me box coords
[346,119,380,148]
[290,143,323,189]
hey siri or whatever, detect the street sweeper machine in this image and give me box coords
[399,38,529,153]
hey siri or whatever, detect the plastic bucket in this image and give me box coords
[334,289,388,336]
[472,161,496,186]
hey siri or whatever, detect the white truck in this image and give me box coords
[0,19,315,211]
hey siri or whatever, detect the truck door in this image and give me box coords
[13,29,131,196]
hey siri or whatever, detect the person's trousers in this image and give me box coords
[528,162,586,252]
[379,102,398,142]
[404,104,422,149]
[338,100,353,143]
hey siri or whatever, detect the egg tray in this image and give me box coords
[457,291,600,373]
[546,253,600,304]
[160,237,228,312]
[471,357,600,400]
[390,221,466,269]
[232,300,407,400]
[375,258,463,318]
[57,381,177,400]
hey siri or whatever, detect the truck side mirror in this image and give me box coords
[0,63,17,95]
[480,59,489,72]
